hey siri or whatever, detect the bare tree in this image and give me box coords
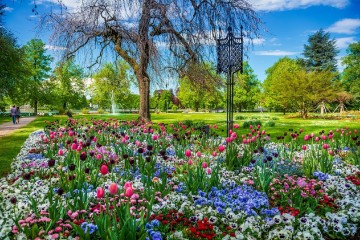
[43,0,261,121]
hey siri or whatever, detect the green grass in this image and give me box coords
[0,117,11,125]
[0,112,359,177]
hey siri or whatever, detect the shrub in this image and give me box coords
[235,115,247,120]
[272,117,279,120]
[243,120,262,128]
[97,108,104,114]
[81,108,89,114]
[265,121,276,127]
[171,105,178,112]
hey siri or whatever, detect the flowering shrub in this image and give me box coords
[0,119,359,239]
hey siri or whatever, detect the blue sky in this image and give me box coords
[2,0,360,87]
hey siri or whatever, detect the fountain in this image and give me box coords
[110,90,117,114]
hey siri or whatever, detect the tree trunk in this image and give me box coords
[283,108,286,115]
[137,72,150,122]
[34,99,38,116]
[63,102,67,110]
[340,103,344,115]
[320,101,325,115]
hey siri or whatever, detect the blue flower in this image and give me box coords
[81,222,98,234]
[151,219,160,227]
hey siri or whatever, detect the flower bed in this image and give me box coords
[0,119,359,239]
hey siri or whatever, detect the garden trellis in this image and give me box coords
[216,26,244,137]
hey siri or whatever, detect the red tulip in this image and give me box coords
[96,187,105,198]
[185,149,191,158]
[100,165,108,175]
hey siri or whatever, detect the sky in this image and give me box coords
[2,0,360,89]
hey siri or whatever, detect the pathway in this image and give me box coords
[0,117,36,137]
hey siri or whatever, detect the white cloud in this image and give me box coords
[335,37,356,49]
[254,50,299,56]
[45,45,67,51]
[36,0,82,9]
[326,18,360,34]
[3,7,14,12]
[252,38,265,45]
[250,0,349,11]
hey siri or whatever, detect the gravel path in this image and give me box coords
[0,117,36,137]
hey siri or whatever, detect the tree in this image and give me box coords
[263,57,337,118]
[151,90,174,112]
[51,59,87,111]
[263,57,301,113]
[342,41,360,109]
[90,61,132,110]
[22,39,53,115]
[177,63,224,111]
[301,29,338,72]
[0,3,29,108]
[233,61,261,112]
[45,0,261,121]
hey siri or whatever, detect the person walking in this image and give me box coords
[15,106,21,124]
[10,105,16,124]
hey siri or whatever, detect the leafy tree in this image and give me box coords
[45,0,260,121]
[301,29,338,72]
[90,61,132,110]
[263,57,300,113]
[151,90,174,112]
[178,63,224,112]
[51,59,87,111]
[233,61,261,112]
[22,39,53,115]
[342,41,360,109]
[0,3,29,108]
[263,57,337,118]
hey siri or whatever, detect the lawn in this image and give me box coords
[0,112,359,176]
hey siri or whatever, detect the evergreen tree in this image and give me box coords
[302,29,338,72]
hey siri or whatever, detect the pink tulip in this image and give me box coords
[304,135,310,141]
[58,149,64,156]
[206,168,212,174]
[125,187,133,197]
[249,125,253,129]
[196,151,202,157]
[96,154,102,160]
[71,143,77,150]
[315,137,319,142]
[124,181,132,190]
[185,149,191,158]
[93,137,97,142]
[323,144,330,150]
[69,131,74,137]
[302,145,307,151]
[202,162,208,168]
[225,137,232,143]
[328,149,334,155]
[212,151,217,157]
[321,135,327,140]
[234,124,239,129]
[96,188,105,198]
[100,165,108,175]
[152,135,158,140]
[218,145,225,152]
[109,183,118,195]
